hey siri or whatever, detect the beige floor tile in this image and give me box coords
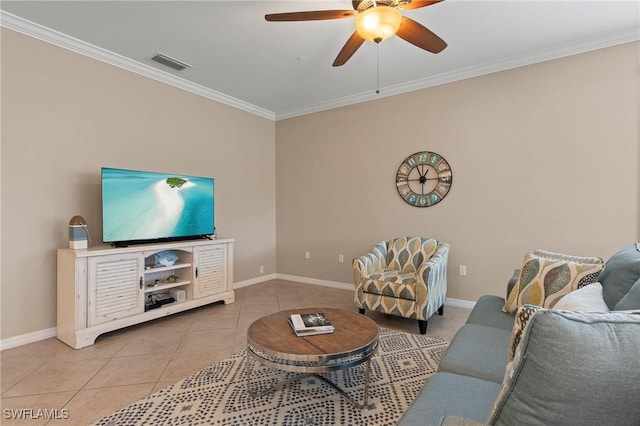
[0,391,76,426]
[1,358,43,395]
[153,350,232,391]
[0,279,470,423]
[3,358,111,398]
[49,384,155,426]
[173,328,237,357]
[114,328,186,358]
[84,353,171,389]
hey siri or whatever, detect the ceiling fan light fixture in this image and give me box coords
[355,5,402,43]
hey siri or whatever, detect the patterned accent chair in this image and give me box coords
[353,237,449,334]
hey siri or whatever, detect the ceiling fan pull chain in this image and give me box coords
[376,43,380,94]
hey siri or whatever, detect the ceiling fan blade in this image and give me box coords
[265,10,355,22]
[396,17,447,53]
[333,32,365,66]
[400,0,443,11]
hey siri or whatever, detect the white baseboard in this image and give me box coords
[276,273,353,291]
[445,297,476,310]
[2,275,475,350]
[232,273,278,289]
[0,327,57,351]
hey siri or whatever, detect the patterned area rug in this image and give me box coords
[94,328,448,426]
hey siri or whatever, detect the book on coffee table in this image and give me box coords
[288,312,335,336]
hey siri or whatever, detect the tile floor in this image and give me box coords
[0,279,470,425]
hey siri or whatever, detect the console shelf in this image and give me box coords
[57,238,234,349]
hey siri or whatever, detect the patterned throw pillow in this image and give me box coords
[503,249,604,314]
[507,305,541,363]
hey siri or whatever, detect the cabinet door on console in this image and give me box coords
[193,245,227,298]
[88,253,145,326]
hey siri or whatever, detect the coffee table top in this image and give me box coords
[247,308,379,363]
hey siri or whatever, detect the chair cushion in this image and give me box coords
[503,249,604,314]
[489,309,640,426]
[387,237,437,273]
[599,242,640,309]
[363,269,417,300]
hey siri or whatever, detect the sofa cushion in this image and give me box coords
[466,295,514,331]
[599,242,640,309]
[503,249,604,314]
[397,372,502,426]
[614,278,640,310]
[553,282,609,312]
[387,237,437,272]
[489,309,640,426]
[438,324,511,383]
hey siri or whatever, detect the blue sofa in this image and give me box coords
[398,243,640,426]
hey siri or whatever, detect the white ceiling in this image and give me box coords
[1,1,638,120]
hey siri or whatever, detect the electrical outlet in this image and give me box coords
[305,251,310,259]
[338,254,344,263]
[459,265,467,276]
[259,265,264,274]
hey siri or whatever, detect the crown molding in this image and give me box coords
[0,11,276,121]
[275,28,640,120]
[2,11,637,122]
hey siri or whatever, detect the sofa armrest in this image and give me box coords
[440,416,487,426]
[506,269,520,300]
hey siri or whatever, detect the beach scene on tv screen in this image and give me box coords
[102,168,214,242]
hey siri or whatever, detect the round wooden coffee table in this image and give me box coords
[246,307,379,408]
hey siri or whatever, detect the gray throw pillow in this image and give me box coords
[598,243,640,309]
[614,278,640,310]
[488,309,640,426]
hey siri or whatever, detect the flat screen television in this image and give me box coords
[102,167,215,246]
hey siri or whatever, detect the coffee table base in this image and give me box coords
[246,356,373,409]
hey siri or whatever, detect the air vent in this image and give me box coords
[150,53,191,71]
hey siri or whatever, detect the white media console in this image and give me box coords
[57,238,234,349]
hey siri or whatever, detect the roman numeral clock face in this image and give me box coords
[396,151,452,207]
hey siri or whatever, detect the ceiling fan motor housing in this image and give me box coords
[355,0,400,12]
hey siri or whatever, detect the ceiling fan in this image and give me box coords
[265,0,447,67]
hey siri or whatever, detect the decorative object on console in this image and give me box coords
[396,151,452,207]
[503,249,604,314]
[353,237,449,334]
[154,250,178,267]
[68,215,88,249]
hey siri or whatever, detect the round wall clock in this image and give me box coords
[396,151,453,207]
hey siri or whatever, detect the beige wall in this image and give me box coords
[1,29,277,339]
[1,27,638,342]
[276,42,640,301]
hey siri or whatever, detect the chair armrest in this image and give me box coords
[353,241,387,280]
[417,242,450,286]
